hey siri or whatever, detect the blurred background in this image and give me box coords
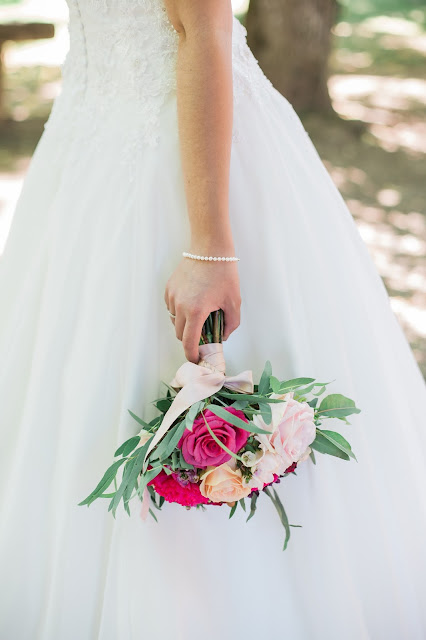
[0,0,425,376]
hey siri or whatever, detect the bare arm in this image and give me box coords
[164,0,241,363]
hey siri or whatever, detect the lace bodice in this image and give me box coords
[45,0,277,164]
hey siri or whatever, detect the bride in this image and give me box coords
[1,1,425,638]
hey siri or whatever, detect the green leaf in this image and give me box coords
[278,377,315,393]
[270,375,281,393]
[171,450,179,470]
[229,502,238,519]
[307,398,318,409]
[317,429,357,461]
[114,435,141,458]
[162,422,187,460]
[313,385,327,396]
[309,449,316,465]
[317,394,361,419]
[137,466,163,499]
[156,398,173,413]
[294,382,317,397]
[127,409,158,431]
[258,360,272,395]
[78,457,127,506]
[178,449,194,470]
[207,404,271,435]
[202,412,241,461]
[218,391,283,404]
[109,443,150,515]
[239,498,246,512]
[246,492,258,522]
[258,402,272,425]
[148,508,158,523]
[185,400,204,431]
[128,410,153,430]
[231,399,250,410]
[264,487,292,551]
[311,431,350,461]
[152,420,187,462]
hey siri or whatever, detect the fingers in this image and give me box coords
[164,284,176,325]
[182,311,207,364]
[222,300,241,341]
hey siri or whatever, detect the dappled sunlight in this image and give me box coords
[329,75,426,153]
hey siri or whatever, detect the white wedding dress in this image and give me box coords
[1,2,425,639]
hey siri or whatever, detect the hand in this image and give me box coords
[164,257,241,364]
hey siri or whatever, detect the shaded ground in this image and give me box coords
[0,4,425,375]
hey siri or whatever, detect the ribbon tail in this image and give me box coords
[140,486,150,522]
[224,370,254,394]
[143,373,225,464]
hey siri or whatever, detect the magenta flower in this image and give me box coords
[178,406,249,469]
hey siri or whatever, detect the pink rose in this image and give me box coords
[254,393,316,469]
[178,407,249,469]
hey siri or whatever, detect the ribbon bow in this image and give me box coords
[143,343,254,464]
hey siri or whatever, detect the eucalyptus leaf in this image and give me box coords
[264,487,292,550]
[310,432,350,461]
[317,394,361,418]
[229,502,238,519]
[202,413,241,460]
[278,377,315,393]
[269,375,281,393]
[185,400,204,431]
[128,410,153,430]
[312,385,327,397]
[78,457,127,506]
[246,492,258,522]
[309,449,316,465]
[294,382,317,397]
[207,404,271,435]
[239,498,246,512]
[137,466,163,500]
[149,508,158,522]
[258,402,272,425]
[231,399,250,410]
[110,443,150,515]
[258,360,272,395]
[114,435,141,458]
[156,398,173,413]
[317,429,357,461]
[178,449,194,470]
[218,391,283,404]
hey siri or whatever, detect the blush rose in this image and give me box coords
[254,392,316,469]
[178,406,249,469]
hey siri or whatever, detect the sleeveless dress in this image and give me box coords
[1,2,425,638]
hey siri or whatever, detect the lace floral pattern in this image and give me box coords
[44,0,277,166]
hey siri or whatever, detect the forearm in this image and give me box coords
[175,15,234,255]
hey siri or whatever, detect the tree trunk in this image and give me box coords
[245,0,338,113]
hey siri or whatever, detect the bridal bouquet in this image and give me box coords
[79,310,360,550]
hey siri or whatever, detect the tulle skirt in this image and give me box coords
[1,85,425,640]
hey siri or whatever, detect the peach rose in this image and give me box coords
[199,461,251,504]
[254,392,316,469]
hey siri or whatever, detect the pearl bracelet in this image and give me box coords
[182,251,240,262]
